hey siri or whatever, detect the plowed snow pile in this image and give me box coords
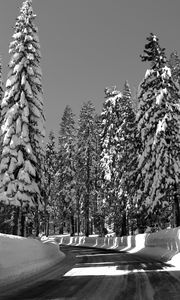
[0,233,65,285]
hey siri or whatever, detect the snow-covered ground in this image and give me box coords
[1,227,180,288]
[57,227,180,268]
[0,233,65,286]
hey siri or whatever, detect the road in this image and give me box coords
[1,245,180,300]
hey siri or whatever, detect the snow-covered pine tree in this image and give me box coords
[57,105,76,235]
[100,87,121,181]
[76,101,96,237]
[0,0,45,212]
[0,56,4,159]
[0,58,11,234]
[132,85,140,113]
[116,81,138,235]
[91,113,104,234]
[136,33,180,228]
[44,131,57,235]
[168,51,180,85]
[0,56,3,112]
[100,86,123,235]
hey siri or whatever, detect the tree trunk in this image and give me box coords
[20,211,25,237]
[85,215,89,237]
[12,207,19,235]
[121,210,127,237]
[77,214,80,235]
[59,223,64,234]
[17,207,22,236]
[85,194,90,237]
[46,214,49,236]
[34,206,39,237]
[90,218,93,235]
[70,214,75,236]
[85,142,90,237]
[114,219,121,236]
[174,190,180,227]
[76,191,80,235]
[45,212,49,236]
[93,135,98,215]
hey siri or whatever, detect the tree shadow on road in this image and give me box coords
[1,245,180,300]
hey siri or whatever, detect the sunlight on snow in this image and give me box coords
[64,266,131,276]
[64,265,180,277]
[0,233,25,240]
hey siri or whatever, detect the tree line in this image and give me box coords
[0,1,180,238]
[44,36,180,236]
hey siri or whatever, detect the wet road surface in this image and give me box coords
[1,245,180,299]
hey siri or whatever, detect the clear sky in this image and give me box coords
[0,0,180,139]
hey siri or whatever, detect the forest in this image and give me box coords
[0,0,180,238]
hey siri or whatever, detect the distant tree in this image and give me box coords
[0,0,45,235]
[57,105,77,235]
[136,33,180,228]
[76,101,97,236]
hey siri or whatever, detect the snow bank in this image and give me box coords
[57,227,180,267]
[0,234,65,285]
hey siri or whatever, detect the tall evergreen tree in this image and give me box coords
[44,131,57,235]
[136,33,180,228]
[77,101,96,236]
[100,87,123,235]
[0,0,45,212]
[116,81,138,235]
[57,105,76,235]
[0,56,4,158]
[91,113,104,234]
[0,56,3,112]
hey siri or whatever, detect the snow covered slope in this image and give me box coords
[0,234,65,285]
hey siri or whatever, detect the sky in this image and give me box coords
[0,0,180,140]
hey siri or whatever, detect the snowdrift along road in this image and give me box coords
[0,233,65,286]
[56,227,180,268]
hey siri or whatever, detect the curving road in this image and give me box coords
[1,245,180,299]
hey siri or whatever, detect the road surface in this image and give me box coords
[1,245,180,299]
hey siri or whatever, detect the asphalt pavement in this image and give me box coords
[1,245,180,300]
